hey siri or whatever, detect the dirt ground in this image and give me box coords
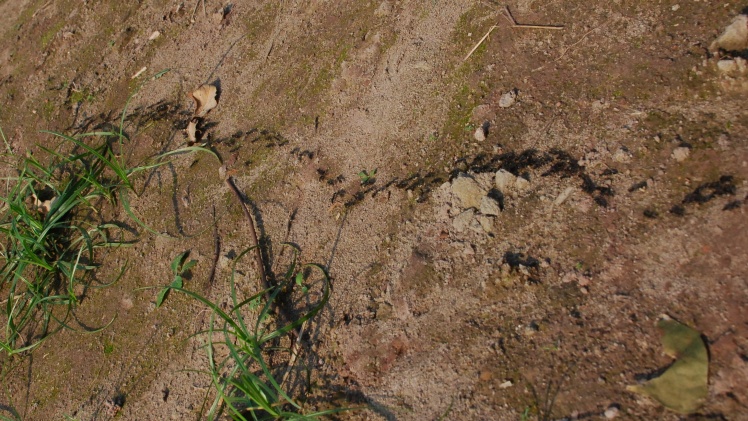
[1,0,747,420]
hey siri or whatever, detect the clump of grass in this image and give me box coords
[0,69,213,355]
[172,245,346,420]
[0,129,136,355]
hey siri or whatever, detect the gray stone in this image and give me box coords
[495,169,517,191]
[473,126,486,142]
[672,146,690,162]
[477,215,495,233]
[717,59,739,73]
[451,174,486,209]
[554,187,575,205]
[515,176,531,191]
[480,196,501,216]
[604,405,619,419]
[710,14,748,53]
[452,209,475,232]
[499,89,517,108]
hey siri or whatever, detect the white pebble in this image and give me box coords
[499,90,517,108]
[604,406,619,419]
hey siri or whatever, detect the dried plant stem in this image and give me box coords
[505,6,564,30]
[464,6,565,62]
[464,24,499,61]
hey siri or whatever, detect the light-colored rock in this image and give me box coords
[710,14,748,53]
[473,126,486,142]
[451,174,486,209]
[718,59,739,73]
[553,187,575,205]
[515,176,531,191]
[604,405,619,419]
[480,196,501,216]
[498,380,513,389]
[498,89,517,108]
[672,146,690,162]
[612,148,631,163]
[469,217,484,233]
[452,209,475,232]
[473,172,495,191]
[477,215,495,233]
[495,169,517,191]
[717,57,747,75]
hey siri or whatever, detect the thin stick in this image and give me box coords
[556,21,607,61]
[463,24,498,61]
[514,24,564,30]
[505,6,564,30]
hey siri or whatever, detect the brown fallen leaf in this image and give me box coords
[31,193,55,214]
[190,84,218,117]
[627,315,709,414]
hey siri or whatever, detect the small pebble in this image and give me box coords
[515,177,530,191]
[474,126,486,142]
[498,380,513,389]
[453,209,475,232]
[604,405,619,419]
[499,89,517,108]
[495,169,517,191]
[672,146,690,162]
[480,196,501,216]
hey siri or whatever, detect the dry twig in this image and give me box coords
[504,6,564,30]
[464,6,564,61]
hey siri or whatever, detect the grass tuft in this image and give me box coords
[171,244,349,420]
[0,69,215,356]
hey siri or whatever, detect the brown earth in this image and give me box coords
[1,0,747,420]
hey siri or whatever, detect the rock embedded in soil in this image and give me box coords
[495,169,517,191]
[514,176,531,191]
[717,57,747,74]
[453,209,475,232]
[672,146,690,162]
[499,89,517,108]
[473,126,486,142]
[554,187,575,205]
[452,174,486,209]
[710,14,748,53]
[480,196,501,216]
[604,405,620,419]
[477,215,495,233]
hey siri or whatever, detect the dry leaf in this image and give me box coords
[186,118,198,143]
[190,84,218,117]
[31,193,55,214]
[627,315,709,414]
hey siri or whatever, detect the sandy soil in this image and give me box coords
[1,1,747,420]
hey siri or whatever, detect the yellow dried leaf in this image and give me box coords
[190,84,218,117]
[627,315,708,414]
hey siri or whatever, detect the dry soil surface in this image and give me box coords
[1,1,748,420]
